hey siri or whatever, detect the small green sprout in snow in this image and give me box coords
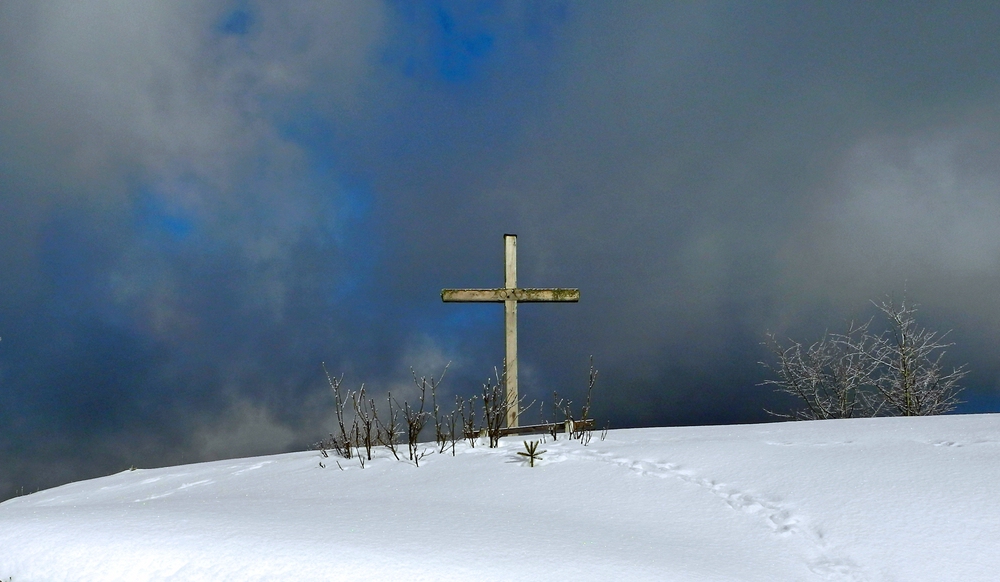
[517,440,546,467]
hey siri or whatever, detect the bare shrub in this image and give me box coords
[550,358,599,444]
[445,398,460,455]
[458,395,478,448]
[762,297,967,419]
[350,384,379,461]
[399,393,425,465]
[379,392,401,461]
[864,298,967,416]
[430,371,456,454]
[400,366,447,466]
[481,370,508,449]
[316,358,604,467]
[318,363,357,459]
[575,358,598,442]
[761,321,877,420]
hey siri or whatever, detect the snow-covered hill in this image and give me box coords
[2,414,998,581]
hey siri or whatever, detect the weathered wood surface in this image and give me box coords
[499,418,595,437]
[504,235,518,428]
[462,419,595,439]
[441,234,579,428]
[441,288,580,302]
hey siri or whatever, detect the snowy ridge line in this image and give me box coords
[570,448,870,582]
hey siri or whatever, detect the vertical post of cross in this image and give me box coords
[504,234,518,428]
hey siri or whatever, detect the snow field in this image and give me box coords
[1,414,998,581]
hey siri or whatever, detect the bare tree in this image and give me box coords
[761,321,877,420]
[864,298,967,416]
[762,297,966,419]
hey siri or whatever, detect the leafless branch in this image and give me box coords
[761,296,966,419]
[866,297,966,416]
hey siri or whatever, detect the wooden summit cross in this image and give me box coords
[442,234,579,429]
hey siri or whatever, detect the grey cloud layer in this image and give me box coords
[2,2,1000,500]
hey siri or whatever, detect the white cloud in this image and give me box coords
[838,134,1000,274]
[1,0,384,205]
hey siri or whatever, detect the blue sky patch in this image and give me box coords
[217,5,254,36]
[134,191,194,243]
[385,1,508,83]
[432,6,495,81]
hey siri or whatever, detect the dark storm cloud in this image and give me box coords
[358,2,1000,421]
[2,1,1000,500]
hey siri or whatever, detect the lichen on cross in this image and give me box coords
[442,234,579,428]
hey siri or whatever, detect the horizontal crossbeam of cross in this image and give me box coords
[440,288,580,302]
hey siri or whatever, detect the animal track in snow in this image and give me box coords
[579,450,869,581]
[932,440,962,447]
[927,438,1000,448]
